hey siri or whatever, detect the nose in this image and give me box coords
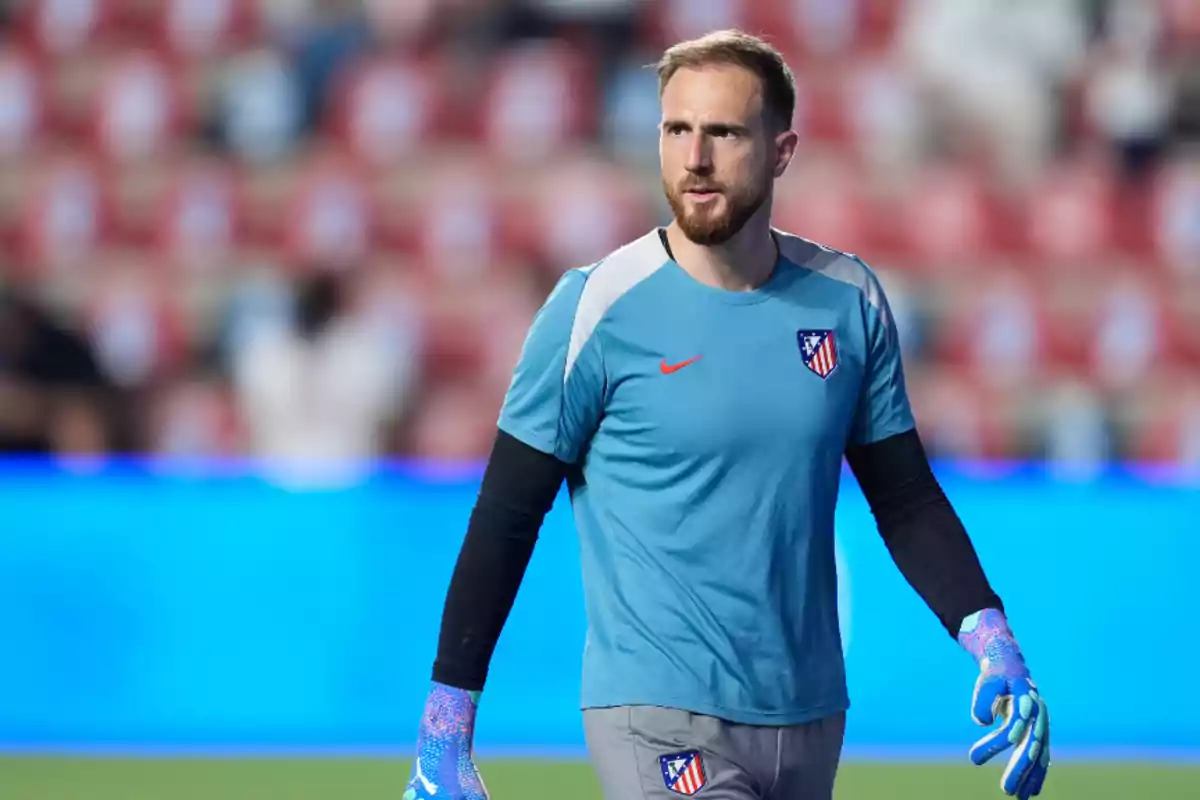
[685,132,712,174]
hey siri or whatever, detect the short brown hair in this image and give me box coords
[655,29,796,131]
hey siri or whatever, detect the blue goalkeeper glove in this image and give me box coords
[958,609,1050,799]
[403,683,489,800]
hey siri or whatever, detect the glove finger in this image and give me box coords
[970,714,1019,765]
[1032,694,1049,743]
[972,674,1006,726]
[1020,743,1049,800]
[1016,762,1043,800]
[971,690,1033,766]
[1016,727,1050,800]
[1000,697,1043,795]
[1028,717,1051,796]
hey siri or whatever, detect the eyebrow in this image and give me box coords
[661,120,753,136]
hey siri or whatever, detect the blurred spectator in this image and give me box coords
[1041,379,1113,480]
[1083,2,1172,179]
[231,269,416,480]
[899,0,1087,185]
[215,46,304,164]
[0,287,110,455]
[289,0,379,136]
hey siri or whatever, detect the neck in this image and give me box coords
[666,204,778,292]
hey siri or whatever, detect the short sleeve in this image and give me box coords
[497,269,605,463]
[849,266,916,447]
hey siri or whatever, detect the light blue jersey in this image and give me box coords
[497,228,915,725]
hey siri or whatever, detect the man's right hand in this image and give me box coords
[403,683,489,800]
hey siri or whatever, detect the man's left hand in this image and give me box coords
[959,609,1051,798]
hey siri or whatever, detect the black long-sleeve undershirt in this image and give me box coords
[432,427,1001,691]
[431,430,567,691]
[845,428,1004,638]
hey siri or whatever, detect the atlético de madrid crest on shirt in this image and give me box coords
[660,750,707,795]
[798,329,838,379]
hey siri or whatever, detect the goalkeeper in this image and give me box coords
[404,29,1050,800]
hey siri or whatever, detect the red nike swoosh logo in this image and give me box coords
[660,356,701,374]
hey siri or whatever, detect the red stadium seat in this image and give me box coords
[328,54,445,168]
[1020,158,1116,266]
[17,155,105,277]
[1170,282,1200,368]
[348,254,430,342]
[0,48,44,160]
[1151,159,1200,278]
[1163,0,1200,51]
[1040,271,1099,372]
[151,158,241,274]
[773,152,874,255]
[361,0,439,44]
[404,154,506,274]
[89,51,186,163]
[1127,377,1200,467]
[416,271,540,397]
[477,40,597,162]
[101,158,166,247]
[473,277,542,398]
[907,367,1021,461]
[406,380,504,461]
[150,374,243,456]
[419,280,494,384]
[149,0,256,62]
[933,268,1049,388]
[1109,176,1157,263]
[894,165,995,270]
[14,0,113,57]
[1084,272,1174,390]
[516,155,656,275]
[235,161,291,250]
[749,0,899,60]
[857,0,905,50]
[750,0,851,58]
[841,51,922,165]
[641,0,753,50]
[788,60,854,143]
[45,46,106,139]
[280,154,374,271]
[370,166,420,256]
[84,252,190,388]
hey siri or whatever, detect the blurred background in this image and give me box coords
[0,0,1196,470]
[0,0,1198,798]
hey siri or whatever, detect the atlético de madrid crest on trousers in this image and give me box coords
[798,329,838,379]
[660,750,707,795]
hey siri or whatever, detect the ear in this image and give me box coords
[772,130,800,178]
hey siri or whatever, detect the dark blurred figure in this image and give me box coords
[0,288,111,455]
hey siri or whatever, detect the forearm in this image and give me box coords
[880,493,1003,638]
[431,498,542,690]
[847,429,1002,638]
[431,430,567,691]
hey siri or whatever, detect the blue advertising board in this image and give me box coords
[0,459,1196,756]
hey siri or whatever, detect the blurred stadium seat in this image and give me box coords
[0,0,1196,467]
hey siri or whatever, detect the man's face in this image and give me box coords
[659,63,786,246]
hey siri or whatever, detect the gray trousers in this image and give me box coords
[583,706,846,799]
